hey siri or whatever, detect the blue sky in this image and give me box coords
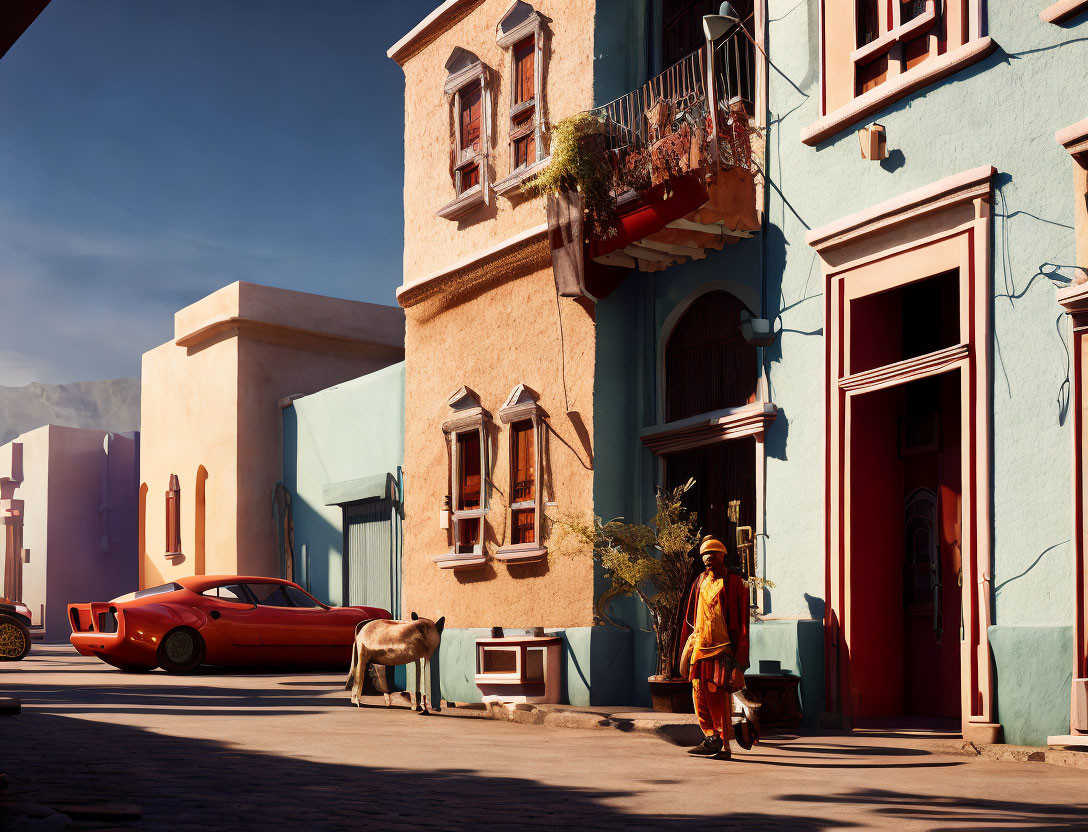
[0,0,436,386]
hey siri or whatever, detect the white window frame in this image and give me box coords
[438,50,491,220]
[435,386,490,569]
[493,4,551,198]
[495,384,546,564]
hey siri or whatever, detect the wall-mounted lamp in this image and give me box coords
[702,2,741,41]
[740,310,780,347]
[858,123,887,161]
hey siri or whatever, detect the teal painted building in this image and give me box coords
[282,362,405,614]
[587,1,1088,745]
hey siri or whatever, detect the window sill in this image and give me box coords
[493,545,547,564]
[1041,0,1088,24]
[801,36,995,147]
[436,184,487,221]
[433,550,488,570]
[493,156,551,198]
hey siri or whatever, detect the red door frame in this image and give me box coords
[810,167,996,734]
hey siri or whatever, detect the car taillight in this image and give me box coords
[97,609,118,634]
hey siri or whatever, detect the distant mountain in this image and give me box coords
[0,377,140,445]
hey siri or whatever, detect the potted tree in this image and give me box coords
[560,480,702,712]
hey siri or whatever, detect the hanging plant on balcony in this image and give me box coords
[523,112,617,238]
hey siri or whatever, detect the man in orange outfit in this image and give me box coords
[683,535,750,760]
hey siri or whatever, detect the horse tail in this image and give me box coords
[344,636,359,691]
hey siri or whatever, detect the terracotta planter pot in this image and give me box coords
[648,676,694,713]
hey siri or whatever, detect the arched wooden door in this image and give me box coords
[662,290,758,563]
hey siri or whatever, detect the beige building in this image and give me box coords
[392,0,598,629]
[139,281,404,589]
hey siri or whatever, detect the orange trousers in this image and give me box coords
[692,678,733,740]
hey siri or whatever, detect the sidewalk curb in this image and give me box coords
[458,701,706,746]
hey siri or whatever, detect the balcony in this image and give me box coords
[584,31,761,273]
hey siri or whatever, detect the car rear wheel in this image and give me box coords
[0,614,31,661]
[157,627,204,674]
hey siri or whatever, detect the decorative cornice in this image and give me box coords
[442,409,488,434]
[1057,282,1088,314]
[498,383,541,424]
[388,0,485,65]
[173,316,403,358]
[1057,118,1088,158]
[807,166,995,252]
[839,343,969,393]
[801,37,995,147]
[496,5,544,49]
[397,223,550,308]
[640,402,777,456]
[1041,0,1088,24]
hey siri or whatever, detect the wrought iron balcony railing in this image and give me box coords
[590,29,757,194]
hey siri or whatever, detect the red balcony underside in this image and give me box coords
[590,167,761,273]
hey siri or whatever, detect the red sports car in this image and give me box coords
[69,575,389,673]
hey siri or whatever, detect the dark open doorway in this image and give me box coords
[848,371,962,722]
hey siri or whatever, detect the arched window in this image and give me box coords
[195,466,208,576]
[664,290,756,423]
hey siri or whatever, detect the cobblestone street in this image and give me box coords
[2,647,1087,831]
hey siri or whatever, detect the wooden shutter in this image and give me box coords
[457,432,481,510]
[664,291,757,422]
[165,474,181,554]
[460,85,481,153]
[512,421,535,502]
[513,37,535,105]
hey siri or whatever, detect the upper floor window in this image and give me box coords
[804,0,992,145]
[664,291,757,423]
[437,49,491,220]
[494,2,549,197]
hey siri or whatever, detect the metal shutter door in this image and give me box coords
[343,499,393,611]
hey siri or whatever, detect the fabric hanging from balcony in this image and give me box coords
[547,190,586,298]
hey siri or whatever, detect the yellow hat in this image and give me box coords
[699,536,727,555]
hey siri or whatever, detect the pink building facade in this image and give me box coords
[0,425,138,641]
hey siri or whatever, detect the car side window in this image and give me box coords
[284,586,323,608]
[246,583,293,607]
[202,584,248,603]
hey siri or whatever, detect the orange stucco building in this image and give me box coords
[391,0,608,704]
[139,281,404,589]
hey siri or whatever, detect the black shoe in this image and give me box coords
[713,745,733,761]
[687,735,724,756]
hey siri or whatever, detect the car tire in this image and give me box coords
[0,613,31,661]
[157,627,204,674]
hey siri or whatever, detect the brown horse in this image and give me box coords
[344,612,445,714]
